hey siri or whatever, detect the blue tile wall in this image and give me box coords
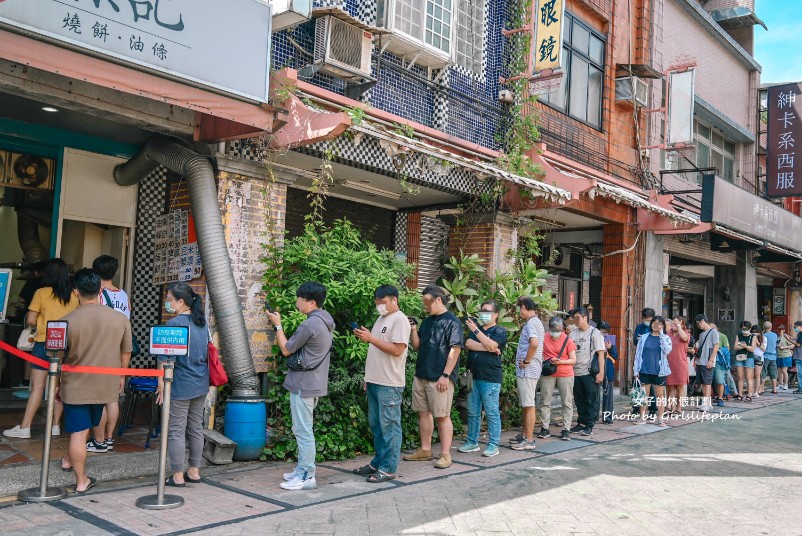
[272,0,513,151]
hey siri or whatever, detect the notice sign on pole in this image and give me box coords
[533,0,565,73]
[767,82,802,197]
[0,269,11,323]
[0,0,272,102]
[45,321,68,351]
[150,325,189,356]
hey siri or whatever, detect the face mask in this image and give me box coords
[795,327,800,333]
[376,304,388,316]
[478,312,492,325]
[165,301,175,314]
[550,331,562,339]
[643,320,651,326]
[741,330,750,335]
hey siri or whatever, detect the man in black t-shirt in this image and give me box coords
[406,285,463,469]
[458,300,507,457]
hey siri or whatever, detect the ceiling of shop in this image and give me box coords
[0,91,154,146]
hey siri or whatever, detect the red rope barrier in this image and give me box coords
[0,340,164,377]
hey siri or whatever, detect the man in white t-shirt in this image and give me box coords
[87,255,133,453]
[351,285,411,483]
[569,308,605,436]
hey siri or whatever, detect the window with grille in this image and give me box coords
[661,119,738,184]
[455,0,484,75]
[539,13,605,130]
[393,0,454,55]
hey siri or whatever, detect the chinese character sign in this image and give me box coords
[767,82,802,197]
[0,0,272,102]
[152,210,202,285]
[149,325,189,356]
[533,0,564,73]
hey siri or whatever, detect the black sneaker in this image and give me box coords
[569,424,584,434]
[86,438,108,453]
[580,426,593,436]
[509,433,524,444]
[105,438,114,451]
[560,430,571,441]
[536,428,551,439]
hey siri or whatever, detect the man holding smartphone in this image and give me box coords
[351,285,410,483]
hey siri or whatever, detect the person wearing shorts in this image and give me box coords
[633,316,672,425]
[58,268,132,494]
[733,321,757,401]
[693,315,719,412]
[776,325,794,390]
[510,297,544,450]
[406,285,463,469]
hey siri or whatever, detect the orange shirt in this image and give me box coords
[543,333,576,378]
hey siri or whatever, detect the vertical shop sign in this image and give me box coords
[533,0,564,73]
[153,210,202,285]
[767,82,802,197]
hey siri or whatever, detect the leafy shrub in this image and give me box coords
[261,220,445,462]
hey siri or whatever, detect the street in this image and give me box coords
[1,393,800,535]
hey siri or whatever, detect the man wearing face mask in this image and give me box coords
[351,285,411,483]
[458,301,507,457]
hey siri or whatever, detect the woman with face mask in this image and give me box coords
[776,325,794,391]
[536,316,577,441]
[751,325,766,397]
[633,316,672,425]
[733,320,757,402]
[157,282,210,487]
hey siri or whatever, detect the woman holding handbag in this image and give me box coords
[633,316,672,426]
[4,258,77,439]
[156,282,209,487]
[733,320,757,402]
[537,317,577,441]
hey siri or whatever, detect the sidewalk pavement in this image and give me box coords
[0,390,799,535]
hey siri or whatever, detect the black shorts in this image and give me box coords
[695,364,714,386]
[638,373,667,386]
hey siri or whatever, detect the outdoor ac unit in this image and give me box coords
[615,76,648,107]
[542,246,572,271]
[314,16,373,81]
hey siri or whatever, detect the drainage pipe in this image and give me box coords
[114,137,259,395]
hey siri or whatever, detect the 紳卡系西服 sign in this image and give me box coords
[0,0,272,102]
[766,82,802,197]
[150,325,189,356]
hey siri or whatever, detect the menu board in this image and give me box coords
[152,210,202,285]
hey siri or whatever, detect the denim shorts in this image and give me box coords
[63,403,104,434]
[734,356,755,368]
[713,364,727,385]
[31,342,48,371]
[777,357,792,368]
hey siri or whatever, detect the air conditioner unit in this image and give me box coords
[314,16,373,81]
[1,152,55,191]
[542,246,572,271]
[615,76,648,107]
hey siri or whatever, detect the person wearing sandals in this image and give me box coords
[157,282,210,488]
[665,317,690,416]
[732,321,757,402]
[762,322,779,394]
[751,325,766,397]
[633,316,672,425]
[776,325,794,391]
[352,285,411,483]
[58,268,132,494]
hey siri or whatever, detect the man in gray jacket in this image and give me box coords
[267,281,334,490]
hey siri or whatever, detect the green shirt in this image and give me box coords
[719,333,729,351]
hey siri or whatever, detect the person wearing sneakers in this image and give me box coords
[267,281,335,490]
[633,316,672,426]
[58,268,132,494]
[351,285,411,483]
[762,322,778,394]
[536,316,576,441]
[776,325,794,391]
[86,255,133,454]
[510,297,544,450]
[793,322,802,393]
[405,285,463,469]
[458,301,507,458]
[733,321,757,402]
[4,258,77,440]
[692,315,719,412]
[569,308,605,436]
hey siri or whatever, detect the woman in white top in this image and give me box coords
[86,255,133,453]
[751,325,767,398]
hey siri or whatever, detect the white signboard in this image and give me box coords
[0,0,272,103]
[153,210,202,285]
[667,70,695,146]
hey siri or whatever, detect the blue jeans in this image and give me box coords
[367,383,403,474]
[466,380,501,447]
[289,392,318,479]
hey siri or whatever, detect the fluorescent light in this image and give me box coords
[41,106,59,113]
[336,180,402,200]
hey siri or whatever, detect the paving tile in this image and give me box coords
[450,443,543,467]
[529,438,594,454]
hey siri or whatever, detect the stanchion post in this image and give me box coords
[18,353,67,502]
[136,363,183,510]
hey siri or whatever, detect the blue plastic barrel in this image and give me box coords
[224,396,266,461]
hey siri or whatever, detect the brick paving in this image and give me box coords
[0,392,798,535]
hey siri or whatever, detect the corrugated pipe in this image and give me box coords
[113,137,259,396]
[17,214,48,263]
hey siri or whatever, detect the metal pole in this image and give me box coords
[136,363,183,510]
[18,353,67,502]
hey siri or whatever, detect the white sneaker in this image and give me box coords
[282,469,299,481]
[280,475,317,490]
[51,426,61,436]
[753,392,759,398]
[3,425,31,439]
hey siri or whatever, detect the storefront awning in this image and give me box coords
[349,124,572,204]
[590,181,699,225]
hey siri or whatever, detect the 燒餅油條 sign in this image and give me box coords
[0,0,272,102]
